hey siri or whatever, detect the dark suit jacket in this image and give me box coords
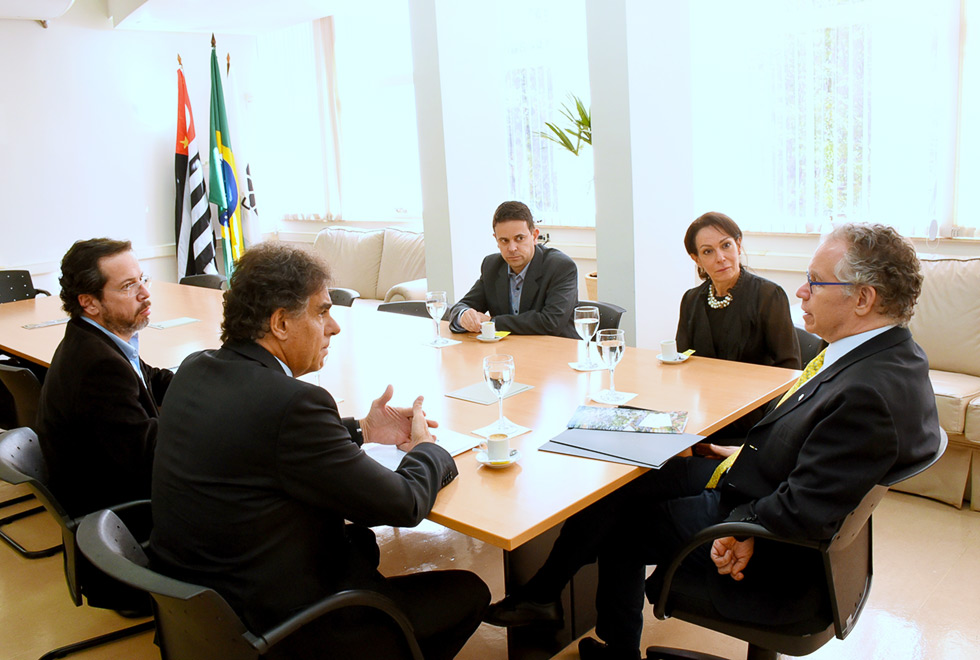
[449,244,578,338]
[708,326,940,622]
[37,317,172,518]
[149,341,458,633]
[676,270,800,369]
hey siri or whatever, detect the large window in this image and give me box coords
[254,2,421,223]
[690,0,960,237]
[494,0,594,227]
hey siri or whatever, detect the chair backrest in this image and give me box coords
[577,300,627,331]
[804,428,947,641]
[77,509,259,660]
[0,270,47,303]
[0,427,81,599]
[795,326,826,366]
[179,274,227,290]
[78,509,425,660]
[328,287,360,307]
[377,301,432,319]
[0,364,42,429]
[881,428,947,486]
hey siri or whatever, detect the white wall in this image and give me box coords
[0,0,257,293]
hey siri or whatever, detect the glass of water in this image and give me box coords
[483,354,515,431]
[574,305,600,367]
[596,329,625,394]
[425,291,448,346]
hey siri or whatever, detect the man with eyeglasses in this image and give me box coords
[37,238,172,519]
[484,223,941,660]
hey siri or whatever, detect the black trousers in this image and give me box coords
[524,456,723,652]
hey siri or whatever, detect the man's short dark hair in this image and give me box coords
[829,223,922,326]
[59,238,133,318]
[221,243,331,343]
[492,201,535,231]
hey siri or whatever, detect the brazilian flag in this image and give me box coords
[208,41,245,275]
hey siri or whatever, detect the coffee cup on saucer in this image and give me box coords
[481,321,496,340]
[487,433,510,462]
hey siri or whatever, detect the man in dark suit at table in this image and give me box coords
[484,223,941,660]
[37,238,171,519]
[150,243,489,660]
[449,200,579,339]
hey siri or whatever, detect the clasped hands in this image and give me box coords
[359,384,438,452]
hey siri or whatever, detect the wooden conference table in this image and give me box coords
[0,283,798,659]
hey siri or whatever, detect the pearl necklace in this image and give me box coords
[707,283,733,309]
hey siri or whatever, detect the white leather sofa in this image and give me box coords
[312,227,426,303]
[895,256,980,508]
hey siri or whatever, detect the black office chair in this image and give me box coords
[0,270,51,304]
[77,508,425,660]
[329,287,361,307]
[378,301,435,319]
[0,428,154,658]
[645,430,948,660]
[0,363,41,429]
[577,300,627,331]
[0,366,59,558]
[179,274,227,290]
[795,326,826,366]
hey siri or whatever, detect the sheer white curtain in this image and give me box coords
[691,0,960,237]
[254,19,342,221]
[253,2,421,223]
[493,0,593,227]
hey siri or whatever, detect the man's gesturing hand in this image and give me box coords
[359,385,438,449]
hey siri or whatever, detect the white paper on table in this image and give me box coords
[423,338,462,349]
[363,428,482,471]
[22,317,70,329]
[567,361,606,372]
[445,382,533,405]
[590,389,638,405]
[149,317,201,330]
[472,419,532,440]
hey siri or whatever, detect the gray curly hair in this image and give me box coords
[828,223,922,326]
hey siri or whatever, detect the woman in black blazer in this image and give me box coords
[677,212,801,438]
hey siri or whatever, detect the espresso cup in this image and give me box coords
[487,433,510,462]
[481,321,496,339]
[661,339,679,361]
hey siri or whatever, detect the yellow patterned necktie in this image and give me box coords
[704,349,827,489]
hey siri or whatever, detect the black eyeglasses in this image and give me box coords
[806,271,854,293]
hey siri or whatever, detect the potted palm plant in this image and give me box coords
[539,94,598,299]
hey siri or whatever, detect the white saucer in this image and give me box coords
[657,353,689,364]
[477,334,503,343]
[475,449,522,468]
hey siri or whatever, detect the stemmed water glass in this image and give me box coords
[425,291,448,346]
[574,305,600,368]
[596,329,625,396]
[483,354,515,433]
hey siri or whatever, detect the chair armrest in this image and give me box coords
[384,278,427,302]
[255,589,422,659]
[34,288,51,297]
[651,521,822,619]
